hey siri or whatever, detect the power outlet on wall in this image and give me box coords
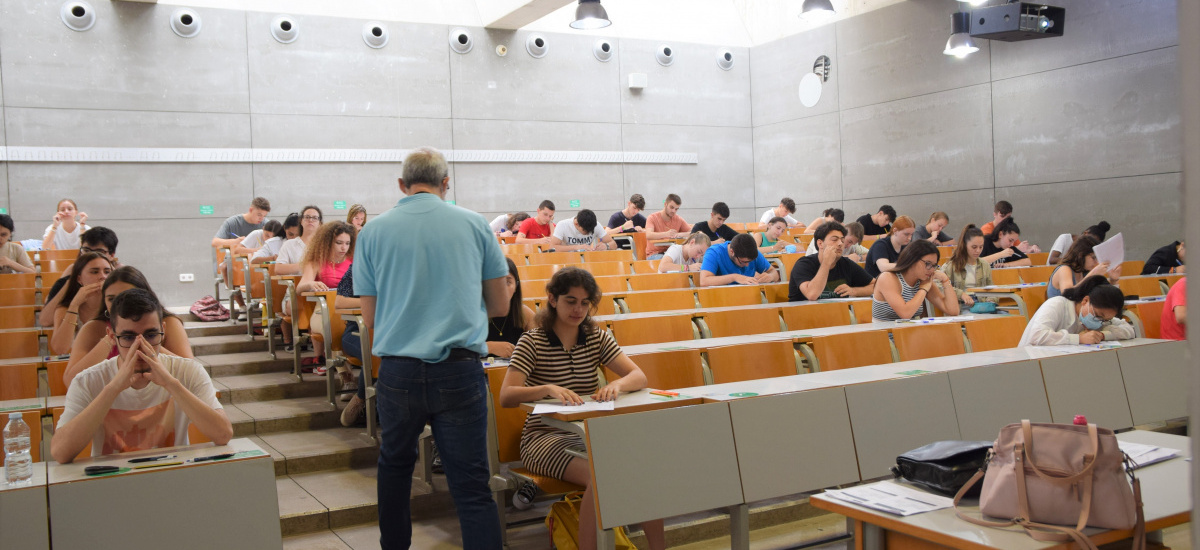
[179,273,195,282]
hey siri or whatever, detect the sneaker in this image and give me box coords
[340,395,366,427]
[512,481,538,510]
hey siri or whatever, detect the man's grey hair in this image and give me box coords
[401,147,449,188]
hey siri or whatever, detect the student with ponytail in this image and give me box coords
[940,225,992,308]
[1017,275,1134,346]
[981,217,1031,267]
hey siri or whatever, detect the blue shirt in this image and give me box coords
[354,193,508,361]
[700,243,770,280]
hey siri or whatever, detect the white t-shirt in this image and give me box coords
[276,238,308,265]
[663,244,693,269]
[43,223,90,250]
[805,240,868,258]
[240,229,270,250]
[552,219,606,247]
[759,209,799,226]
[251,236,288,261]
[58,354,223,457]
[1049,233,1073,264]
[489,214,509,233]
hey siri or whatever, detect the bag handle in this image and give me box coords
[955,470,1099,550]
[1020,420,1099,485]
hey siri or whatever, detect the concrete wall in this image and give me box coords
[750,0,1181,261]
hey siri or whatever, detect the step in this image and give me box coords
[183,321,247,338]
[257,427,379,476]
[200,350,296,377]
[213,371,331,404]
[233,396,345,435]
[190,334,271,356]
[278,466,454,536]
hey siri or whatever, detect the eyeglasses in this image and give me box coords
[921,260,939,270]
[115,330,165,348]
[302,216,321,221]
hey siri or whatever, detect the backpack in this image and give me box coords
[190,295,230,322]
[546,491,636,550]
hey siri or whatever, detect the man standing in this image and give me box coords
[355,148,509,549]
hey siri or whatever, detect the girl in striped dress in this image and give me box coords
[872,239,960,322]
[500,267,665,550]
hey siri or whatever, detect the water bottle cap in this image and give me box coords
[1073,415,1087,425]
[8,412,21,420]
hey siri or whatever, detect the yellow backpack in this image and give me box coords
[545,491,637,550]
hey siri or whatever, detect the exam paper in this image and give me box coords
[897,315,975,324]
[824,481,952,516]
[1119,441,1180,469]
[1094,233,1125,269]
[531,400,616,415]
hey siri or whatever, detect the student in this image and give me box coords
[1048,221,1110,265]
[499,268,664,550]
[211,197,270,249]
[490,212,529,236]
[65,267,193,387]
[275,206,322,276]
[658,232,711,273]
[805,220,867,261]
[296,221,355,374]
[914,212,953,244]
[42,198,90,251]
[940,225,992,308]
[754,217,790,255]
[607,194,647,233]
[486,258,536,358]
[1143,240,1185,275]
[699,233,779,286]
[251,213,301,264]
[804,208,845,235]
[855,205,897,236]
[550,209,617,251]
[1161,277,1186,341]
[346,204,367,232]
[38,227,120,328]
[51,252,115,355]
[864,215,916,279]
[871,240,958,322]
[0,214,34,274]
[516,200,556,244]
[789,221,875,301]
[981,218,1031,267]
[644,194,690,259]
[759,198,800,227]
[980,200,1012,236]
[1017,275,1134,346]
[691,202,738,244]
[1047,236,1120,299]
[51,288,232,464]
[232,220,282,257]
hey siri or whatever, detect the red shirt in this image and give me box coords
[1160,277,1186,340]
[517,218,552,239]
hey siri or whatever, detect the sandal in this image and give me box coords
[301,356,325,367]
[313,366,329,376]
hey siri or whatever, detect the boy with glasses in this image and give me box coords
[51,288,231,463]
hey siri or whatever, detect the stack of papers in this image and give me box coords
[824,481,952,516]
[1034,342,1123,355]
[1119,441,1180,469]
[531,400,616,415]
[898,316,974,324]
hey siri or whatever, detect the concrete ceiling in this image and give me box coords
[161,0,907,46]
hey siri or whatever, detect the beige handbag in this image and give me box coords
[954,420,1145,550]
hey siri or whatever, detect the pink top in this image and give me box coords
[319,258,351,288]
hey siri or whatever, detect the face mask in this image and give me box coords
[1080,303,1104,330]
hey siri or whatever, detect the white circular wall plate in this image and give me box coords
[362,21,388,49]
[593,39,613,62]
[61,1,95,32]
[526,34,548,58]
[171,8,201,38]
[656,44,674,67]
[716,48,734,71]
[449,27,473,54]
[799,72,823,107]
[271,15,298,44]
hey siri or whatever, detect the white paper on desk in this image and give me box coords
[824,481,952,516]
[531,400,616,415]
[1094,233,1125,269]
[1119,441,1180,469]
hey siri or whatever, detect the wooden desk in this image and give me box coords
[47,438,281,550]
[811,430,1192,550]
[592,298,870,324]
[0,462,49,550]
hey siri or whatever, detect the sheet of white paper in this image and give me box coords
[531,400,616,415]
[1093,233,1125,269]
[1118,441,1180,469]
[824,481,952,516]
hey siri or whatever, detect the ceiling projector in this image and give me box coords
[969,2,1065,42]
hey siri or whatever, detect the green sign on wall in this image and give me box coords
[569,200,581,208]
[333,201,347,210]
[0,208,7,214]
[199,205,215,215]
[446,200,456,205]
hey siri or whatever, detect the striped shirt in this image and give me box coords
[872,272,924,322]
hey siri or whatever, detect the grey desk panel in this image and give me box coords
[845,373,961,479]
[0,462,49,550]
[49,456,280,550]
[948,360,1053,441]
[1038,351,1134,430]
[729,388,861,502]
[1116,341,1188,425]
[586,402,743,530]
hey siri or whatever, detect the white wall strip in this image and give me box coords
[0,147,698,165]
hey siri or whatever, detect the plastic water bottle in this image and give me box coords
[4,413,33,486]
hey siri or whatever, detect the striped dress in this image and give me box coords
[872,272,924,322]
[509,326,621,479]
